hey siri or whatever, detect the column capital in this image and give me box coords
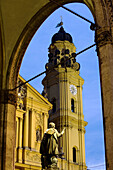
[0,89,17,106]
[78,128,86,133]
[32,108,37,113]
[95,27,112,48]
[26,107,30,112]
[42,112,48,116]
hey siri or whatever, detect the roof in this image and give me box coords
[52,26,73,44]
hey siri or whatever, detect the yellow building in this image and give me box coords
[15,75,52,170]
[42,26,88,170]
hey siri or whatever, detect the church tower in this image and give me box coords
[42,26,87,170]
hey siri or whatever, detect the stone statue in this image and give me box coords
[40,122,65,169]
[36,128,41,141]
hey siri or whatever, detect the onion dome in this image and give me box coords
[52,26,73,44]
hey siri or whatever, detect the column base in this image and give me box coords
[17,147,23,163]
[23,148,41,166]
[23,147,30,164]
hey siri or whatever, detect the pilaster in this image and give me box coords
[18,118,23,148]
[30,109,36,150]
[15,117,19,162]
[23,107,29,148]
[23,107,30,163]
[17,118,23,163]
[43,112,48,133]
[16,117,19,149]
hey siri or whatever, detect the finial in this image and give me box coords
[56,16,63,28]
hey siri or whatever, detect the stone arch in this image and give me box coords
[6,0,110,90]
[1,0,113,170]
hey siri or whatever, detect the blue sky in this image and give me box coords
[20,3,105,170]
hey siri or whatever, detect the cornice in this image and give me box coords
[18,75,52,108]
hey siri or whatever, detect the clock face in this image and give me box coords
[70,85,77,95]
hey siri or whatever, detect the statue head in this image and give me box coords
[49,122,55,128]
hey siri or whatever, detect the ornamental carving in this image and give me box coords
[35,113,43,126]
[72,62,80,71]
[106,0,113,26]
[26,150,41,163]
[17,78,27,110]
[95,28,112,47]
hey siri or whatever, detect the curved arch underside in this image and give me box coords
[0,0,110,89]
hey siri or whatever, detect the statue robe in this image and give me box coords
[40,128,63,156]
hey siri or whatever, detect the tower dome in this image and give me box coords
[52,26,73,44]
[46,25,80,71]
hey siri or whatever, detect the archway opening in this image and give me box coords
[14,2,105,170]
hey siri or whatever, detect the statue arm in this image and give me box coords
[56,128,66,137]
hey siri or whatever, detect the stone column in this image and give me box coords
[30,109,35,150]
[16,118,19,148]
[0,90,17,170]
[96,27,113,170]
[23,108,30,163]
[17,118,23,163]
[18,118,23,148]
[15,117,19,162]
[23,108,29,148]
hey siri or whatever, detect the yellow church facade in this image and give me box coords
[15,75,52,170]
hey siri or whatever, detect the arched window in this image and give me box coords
[55,49,60,55]
[71,99,74,112]
[73,147,76,163]
[51,98,56,113]
[36,127,42,142]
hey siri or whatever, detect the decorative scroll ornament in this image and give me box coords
[72,62,80,71]
[96,28,112,47]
